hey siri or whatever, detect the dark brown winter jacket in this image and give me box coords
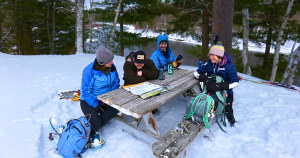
[123,52,159,85]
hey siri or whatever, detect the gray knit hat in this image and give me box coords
[96,48,114,65]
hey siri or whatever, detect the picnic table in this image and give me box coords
[97,68,200,139]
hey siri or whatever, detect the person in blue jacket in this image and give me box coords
[150,35,183,71]
[80,47,120,148]
[194,43,239,127]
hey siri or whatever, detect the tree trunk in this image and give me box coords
[270,0,294,81]
[108,0,122,50]
[12,0,20,55]
[75,0,78,50]
[76,0,84,54]
[286,46,300,85]
[82,0,85,53]
[211,0,234,57]
[51,0,57,55]
[88,0,93,53]
[262,0,276,73]
[120,2,124,56]
[47,0,51,52]
[282,43,298,84]
[242,8,251,75]
[201,0,210,62]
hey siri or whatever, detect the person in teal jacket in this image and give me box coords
[150,35,183,71]
[80,47,120,149]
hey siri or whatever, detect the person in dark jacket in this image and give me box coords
[123,51,158,85]
[80,48,120,148]
[150,35,183,71]
[194,43,239,126]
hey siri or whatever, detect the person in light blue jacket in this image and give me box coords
[150,35,183,71]
[80,48,120,149]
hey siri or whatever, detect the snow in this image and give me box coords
[1,51,300,158]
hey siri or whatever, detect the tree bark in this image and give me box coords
[270,0,294,81]
[242,8,251,75]
[51,0,57,55]
[76,0,84,54]
[286,46,300,85]
[88,0,93,53]
[82,0,85,53]
[201,0,210,62]
[120,2,124,56]
[108,0,122,50]
[47,0,51,52]
[262,0,276,72]
[12,0,20,55]
[282,43,298,84]
[211,0,234,57]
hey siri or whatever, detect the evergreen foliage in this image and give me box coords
[0,0,76,55]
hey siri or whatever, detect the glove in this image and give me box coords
[176,54,183,63]
[206,82,229,93]
[96,101,106,115]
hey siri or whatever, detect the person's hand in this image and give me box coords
[97,101,106,115]
[137,71,142,76]
[206,82,229,93]
[176,54,183,63]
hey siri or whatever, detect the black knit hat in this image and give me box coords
[133,51,146,64]
[159,40,168,45]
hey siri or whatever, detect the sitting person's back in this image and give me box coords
[123,51,158,85]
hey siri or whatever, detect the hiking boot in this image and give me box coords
[227,116,236,127]
[90,132,104,149]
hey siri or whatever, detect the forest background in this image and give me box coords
[0,0,300,86]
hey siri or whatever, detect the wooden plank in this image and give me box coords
[133,77,198,115]
[152,118,214,158]
[120,72,198,112]
[142,112,160,136]
[114,115,160,140]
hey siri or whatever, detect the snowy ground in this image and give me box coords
[1,52,300,158]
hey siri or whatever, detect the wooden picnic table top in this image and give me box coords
[97,68,198,119]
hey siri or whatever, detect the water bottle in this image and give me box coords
[198,59,203,69]
[168,62,173,75]
[159,66,165,80]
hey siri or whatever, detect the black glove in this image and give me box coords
[96,101,106,115]
[176,54,183,63]
[206,82,229,93]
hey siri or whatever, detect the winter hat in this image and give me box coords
[133,51,147,64]
[159,39,168,45]
[96,48,114,65]
[209,42,225,57]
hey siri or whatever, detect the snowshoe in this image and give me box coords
[58,90,80,100]
[90,132,105,149]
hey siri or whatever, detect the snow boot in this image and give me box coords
[90,132,105,149]
[227,116,236,127]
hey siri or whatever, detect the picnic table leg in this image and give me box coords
[193,82,201,95]
[142,112,160,137]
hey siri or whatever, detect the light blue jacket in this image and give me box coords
[150,35,176,70]
[80,60,120,108]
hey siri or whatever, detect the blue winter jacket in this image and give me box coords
[80,60,120,109]
[150,35,176,71]
[196,53,239,95]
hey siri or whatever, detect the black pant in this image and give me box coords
[80,100,119,133]
[209,93,234,117]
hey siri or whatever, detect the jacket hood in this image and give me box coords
[125,52,136,62]
[157,35,171,53]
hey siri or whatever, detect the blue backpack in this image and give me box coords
[50,116,92,158]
